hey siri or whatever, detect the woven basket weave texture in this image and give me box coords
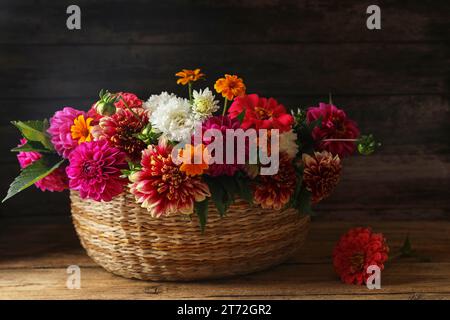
[70,190,310,281]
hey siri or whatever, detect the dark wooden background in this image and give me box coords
[0,0,449,221]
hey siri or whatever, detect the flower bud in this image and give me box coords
[95,101,116,116]
[357,134,380,155]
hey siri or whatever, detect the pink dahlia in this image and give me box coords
[199,115,243,177]
[129,141,211,217]
[48,107,86,158]
[92,108,148,161]
[16,139,68,192]
[307,103,360,157]
[228,94,294,132]
[66,140,128,201]
[333,227,389,285]
[114,92,143,109]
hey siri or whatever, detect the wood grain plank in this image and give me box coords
[1,44,448,99]
[0,220,449,299]
[0,262,449,299]
[1,0,449,44]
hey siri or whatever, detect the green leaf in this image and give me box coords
[236,108,246,124]
[12,120,54,150]
[307,116,322,131]
[220,176,237,203]
[205,178,227,217]
[298,188,314,216]
[11,140,53,153]
[2,157,64,203]
[289,166,304,208]
[399,235,413,257]
[235,177,253,204]
[194,199,209,233]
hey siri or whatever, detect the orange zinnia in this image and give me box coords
[175,68,205,85]
[179,144,209,176]
[71,114,93,144]
[214,74,246,100]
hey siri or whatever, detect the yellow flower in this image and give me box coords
[175,68,205,85]
[179,144,209,176]
[214,74,246,100]
[71,115,93,144]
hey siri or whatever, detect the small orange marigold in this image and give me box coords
[71,114,93,144]
[179,144,210,176]
[214,74,246,100]
[175,68,205,85]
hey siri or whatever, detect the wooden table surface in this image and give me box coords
[0,217,449,300]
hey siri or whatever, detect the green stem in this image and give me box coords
[322,138,358,142]
[120,96,142,123]
[188,82,193,103]
[222,98,229,116]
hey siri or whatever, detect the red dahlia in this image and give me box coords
[228,94,294,132]
[333,227,389,285]
[114,92,143,109]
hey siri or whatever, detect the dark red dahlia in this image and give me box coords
[333,227,389,285]
[302,151,342,204]
[253,153,297,210]
[92,108,148,161]
[307,103,360,157]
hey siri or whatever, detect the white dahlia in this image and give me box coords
[279,129,299,159]
[149,94,197,142]
[143,91,177,114]
[192,88,220,120]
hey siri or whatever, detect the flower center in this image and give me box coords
[350,252,365,271]
[255,107,272,120]
[158,163,186,199]
[195,98,210,113]
[331,116,346,135]
[82,161,99,178]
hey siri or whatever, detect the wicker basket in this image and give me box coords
[70,190,310,281]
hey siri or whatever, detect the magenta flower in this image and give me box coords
[307,103,360,157]
[48,107,86,158]
[16,139,68,192]
[199,115,243,177]
[66,140,128,202]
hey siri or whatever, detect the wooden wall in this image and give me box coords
[0,0,449,220]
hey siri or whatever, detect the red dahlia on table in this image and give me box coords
[333,227,389,285]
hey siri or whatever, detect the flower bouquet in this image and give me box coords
[3,69,378,280]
